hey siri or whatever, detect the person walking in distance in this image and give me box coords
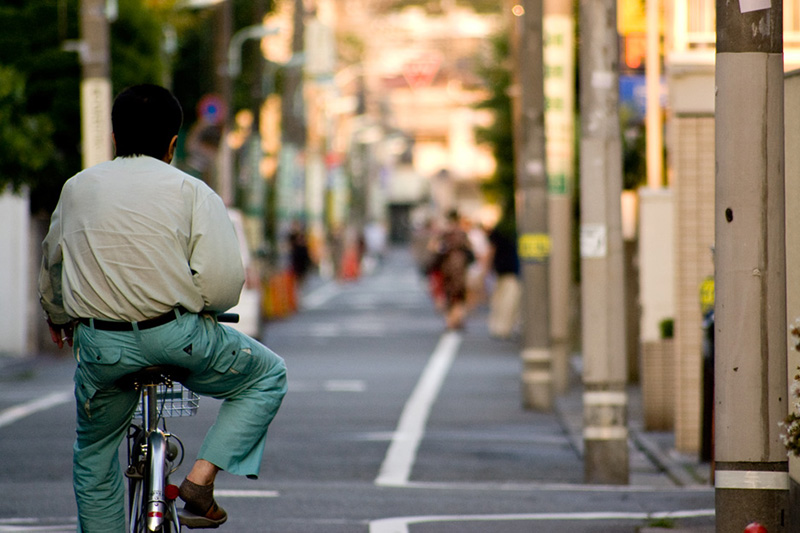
[38,84,287,531]
[486,223,521,339]
[429,210,474,330]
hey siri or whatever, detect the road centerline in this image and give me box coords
[375,331,461,487]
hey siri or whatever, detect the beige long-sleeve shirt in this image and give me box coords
[39,156,245,324]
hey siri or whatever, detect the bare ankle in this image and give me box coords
[186,459,220,486]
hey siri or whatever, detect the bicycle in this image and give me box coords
[120,313,238,533]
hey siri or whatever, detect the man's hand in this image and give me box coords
[47,319,75,349]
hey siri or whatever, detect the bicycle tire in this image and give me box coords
[128,437,180,532]
[129,476,146,533]
[129,478,177,532]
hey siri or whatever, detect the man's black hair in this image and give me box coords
[111,84,183,159]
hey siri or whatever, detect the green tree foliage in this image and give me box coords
[0,0,168,213]
[1,0,273,212]
[0,0,81,212]
[474,32,516,239]
[112,0,169,92]
[0,66,56,194]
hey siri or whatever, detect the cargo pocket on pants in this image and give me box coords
[212,345,257,376]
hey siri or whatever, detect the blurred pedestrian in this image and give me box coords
[464,218,490,310]
[362,219,388,274]
[486,224,520,339]
[429,210,474,330]
[288,221,312,285]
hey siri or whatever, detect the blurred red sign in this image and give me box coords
[402,54,441,89]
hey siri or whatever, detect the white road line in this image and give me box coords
[375,331,461,487]
[0,390,72,429]
[398,480,714,493]
[0,527,75,532]
[0,519,77,533]
[302,282,341,309]
[215,489,280,498]
[368,509,716,533]
[324,380,367,392]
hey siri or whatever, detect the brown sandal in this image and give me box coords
[178,479,227,529]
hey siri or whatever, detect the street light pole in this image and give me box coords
[228,25,281,78]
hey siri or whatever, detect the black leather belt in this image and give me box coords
[78,307,188,331]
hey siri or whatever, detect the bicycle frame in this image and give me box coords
[128,378,184,533]
[146,384,175,532]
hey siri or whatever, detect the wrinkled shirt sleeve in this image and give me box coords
[38,201,71,324]
[188,191,245,312]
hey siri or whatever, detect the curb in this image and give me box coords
[629,426,709,487]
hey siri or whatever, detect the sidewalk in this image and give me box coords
[556,375,714,533]
[555,357,712,489]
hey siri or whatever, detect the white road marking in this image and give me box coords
[287,380,367,392]
[324,380,367,392]
[215,489,279,498]
[0,491,280,532]
[368,509,716,533]
[0,527,75,532]
[0,390,72,429]
[302,282,341,309]
[375,331,461,487]
[0,518,77,533]
[398,479,714,493]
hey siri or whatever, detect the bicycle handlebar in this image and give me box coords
[216,313,240,323]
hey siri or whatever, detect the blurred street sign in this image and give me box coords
[198,94,225,125]
[81,78,112,167]
[402,53,441,89]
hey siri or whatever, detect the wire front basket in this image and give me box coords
[134,383,199,418]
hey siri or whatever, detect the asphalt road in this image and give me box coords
[0,247,714,532]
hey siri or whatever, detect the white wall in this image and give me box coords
[0,188,30,356]
[638,188,675,342]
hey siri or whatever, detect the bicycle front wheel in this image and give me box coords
[129,477,146,533]
[129,433,180,532]
[129,479,177,533]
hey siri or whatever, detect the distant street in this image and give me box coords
[0,246,713,532]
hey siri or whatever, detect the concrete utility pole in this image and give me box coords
[78,0,112,168]
[512,0,552,411]
[578,0,628,484]
[543,0,576,395]
[276,0,306,232]
[214,0,234,205]
[714,0,787,530]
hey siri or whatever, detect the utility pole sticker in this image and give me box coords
[580,224,607,258]
[739,0,770,12]
[518,233,551,262]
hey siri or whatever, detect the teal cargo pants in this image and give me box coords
[71,311,287,533]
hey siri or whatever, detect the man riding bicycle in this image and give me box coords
[38,84,287,532]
